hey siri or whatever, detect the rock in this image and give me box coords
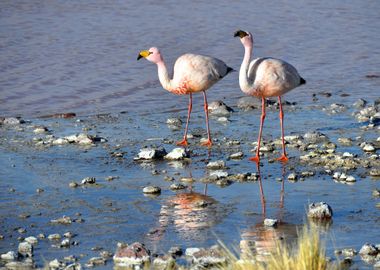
[69,182,79,188]
[113,242,150,266]
[362,143,375,152]
[51,216,72,224]
[339,257,353,268]
[327,103,347,113]
[60,239,71,248]
[208,101,233,116]
[48,234,62,241]
[33,126,49,134]
[135,147,167,160]
[64,263,82,270]
[152,254,176,269]
[341,248,357,257]
[353,99,367,108]
[264,218,278,227]
[164,148,189,160]
[372,189,380,197]
[169,183,187,190]
[192,247,227,266]
[287,173,298,181]
[345,175,356,182]
[237,96,260,111]
[64,232,74,238]
[143,186,161,194]
[338,137,353,145]
[86,257,106,267]
[307,202,333,219]
[18,241,33,257]
[374,260,380,269]
[185,247,201,257]
[229,152,244,159]
[206,160,226,170]
[100,250,113,259]
[24,236,38,245]
[5,260,35,269]
[1,117,25,125]
[81,177,96,185]
[166,118,182,126]
[49,259,66,269]
[359,243,378,256]
[370,169,380,177]
[53,138,69,145]
[1,251,17,261]
[304,131,328,143]
[168,246,183,257]
[217,116,230,123]
[210,170,229,179]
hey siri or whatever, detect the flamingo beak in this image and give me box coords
[137,50,152,60]
[234,30,248,38]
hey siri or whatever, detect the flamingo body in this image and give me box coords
[138,47,232,146]
[234,30,305,163]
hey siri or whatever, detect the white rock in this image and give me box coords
[342,152,354,158]
[143,186,161,194]
[53,138,69,145]
[136,147,167,160]
[307,202,333,219]
[339,173,348,180]
[206,160,226,170]
[287,173,297,181]
[164,148,189,160]
[229,152,244,159]
[1,251,16,261]
[18,241,33,257]
[345,175,356,182]
[264,218,278,227]
[333,172,341,179]
[48,234,62,240]
[24,236,38,245]
[185,247,201,257]
[209,170,229,179]
[362,143,375,152]
[359,243,378,256]
[49,259,65,269]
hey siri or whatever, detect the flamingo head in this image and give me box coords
[137,47,163,64]
[234,30,253,48]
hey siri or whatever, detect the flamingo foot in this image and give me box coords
[200,139,212,147]
[276,154,289,163]
[249,155,260,164]
[176,139,188,147]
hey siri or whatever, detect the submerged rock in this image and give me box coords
[113,242,150,266]
[237,96,260,111]
[307,202,333,219]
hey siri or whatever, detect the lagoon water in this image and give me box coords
[0,1,379,117]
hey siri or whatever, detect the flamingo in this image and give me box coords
[137,47,233,147]
[234,30,306,163]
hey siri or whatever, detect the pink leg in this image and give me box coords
[200,91,212,147]
[176,93,192,146]
[249,97,266,163]
[276,96,289,162]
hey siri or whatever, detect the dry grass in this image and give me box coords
[221,225,337,270]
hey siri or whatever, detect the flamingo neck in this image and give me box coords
[156,61,173,92]
[239,45,256,95]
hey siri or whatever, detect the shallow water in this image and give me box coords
[1,1,379,117]
[0,1,379,269]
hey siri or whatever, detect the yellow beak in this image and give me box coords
[137,50,151,60]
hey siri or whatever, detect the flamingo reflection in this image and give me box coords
[240,164,297,262]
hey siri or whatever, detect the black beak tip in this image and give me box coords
[234,30,248,38]
[137,54,143,61]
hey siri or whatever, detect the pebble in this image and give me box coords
[207,101,233,116]
[135,147,167,160]
[229,152,244,159]
[341,248,358,257]
[81,177,96,185]
[143,186,161,194]
[372,189,380,197]
[86,257,106,267]
[60,239,71,248]
[210,170,229,179]
[370,169,380,177]
[287,173,298,181]
[169,183,187,190]
[166,118,182,126]
[359,243,378,256]
[113,242,150,266]
[33,126,49,134]
[338,137,353,145]
[1,251,17,261]
[153,254,176,269]
[69,182,79,188]
[345,175,356,182]
[18,241,33,257]
[49,259,66,269]
[164,148,189,160]
[48,234,62,241]
[264,218,278,227]
[51,216,72,224]
[168,246,183,257]
[307,202,333,219]
[206,160,226,170]
[362,143,376,152]
[24,236,38,245]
